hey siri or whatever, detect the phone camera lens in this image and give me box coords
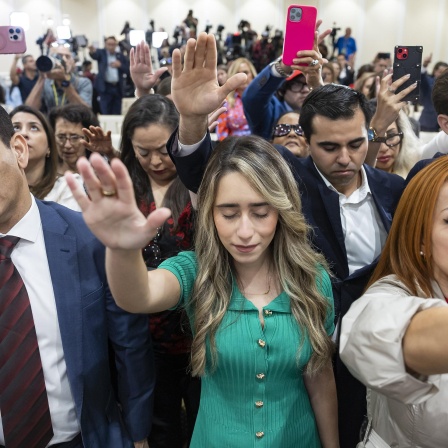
[403,54,407,59]
[398,49,402,53]
[9,28,14,34]
[16,28,21,33]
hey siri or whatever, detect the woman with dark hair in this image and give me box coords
[340,156,448,447]
[10,105,81,210]
[91,94,199,448]
[67,135,339,448]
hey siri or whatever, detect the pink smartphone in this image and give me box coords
[282,5,317,66]
[0,26,27,54]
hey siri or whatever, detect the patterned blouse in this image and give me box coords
[216,92,251,141]
[139,199,194,354]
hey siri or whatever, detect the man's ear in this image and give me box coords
[11,133,29,170]
[437,114,448,135]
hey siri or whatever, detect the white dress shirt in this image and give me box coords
[0,196,80,446]
[315,165,387,275]
[44,174,83,212]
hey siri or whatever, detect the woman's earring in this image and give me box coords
[420,251,425,257]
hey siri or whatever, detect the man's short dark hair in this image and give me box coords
[299,84,373,141]
[21,54,33,66]
[48,104,99,130]
[0,106,15,147]
[432,70,448,116]
[105,36,117,42]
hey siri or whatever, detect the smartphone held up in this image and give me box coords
[282,5,317,66]
[392,45,422,103]
[0,26,26,54]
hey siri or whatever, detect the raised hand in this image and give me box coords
[130,41,168,96]
[171,32,246,119]
[373,72,417,130]
[65,153,171,250]
[81,126,117,159]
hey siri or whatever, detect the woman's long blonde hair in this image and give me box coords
[189,135,333,377]
[225,58,257,108]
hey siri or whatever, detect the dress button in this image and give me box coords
[258,339,266,348]
[264,309,272,316]
[256,373,265,380]
[255,401,264,407]
[256,431,264,438]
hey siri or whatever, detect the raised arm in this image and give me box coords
[9,54,21,86]
[364,73,418,167]
[171,32,246,144]
[403,307,448,375]
[25,74,46,109]
[130,41,168,98]
[65,153,180,313]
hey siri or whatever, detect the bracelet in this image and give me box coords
[272,58,291,78]
[134,88,155,99]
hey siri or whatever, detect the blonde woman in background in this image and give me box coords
[216,58,257,140]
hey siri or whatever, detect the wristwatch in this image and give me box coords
[272,57,291,78]
[367,127,387,143]
[61,79,71,88]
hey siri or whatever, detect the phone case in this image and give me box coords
[392,45,422,103]
[0,26,26,54]
[282,5,317,66]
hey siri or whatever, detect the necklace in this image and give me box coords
[238,271,272,295]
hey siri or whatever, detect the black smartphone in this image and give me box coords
[392,45,422,103]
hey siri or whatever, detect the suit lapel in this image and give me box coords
[36,201,84,405]
[365,165,394,233]
[305,159,347,258]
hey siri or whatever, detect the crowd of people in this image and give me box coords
[1,12,448,448]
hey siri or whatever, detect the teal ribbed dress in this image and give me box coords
[159,251,334,448]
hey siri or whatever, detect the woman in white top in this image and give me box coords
[10,105,82,210]
[340,155,448,447]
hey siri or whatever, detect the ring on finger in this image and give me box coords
[102,189,117,197]
[310,59,319,67]
[387,86,396,93]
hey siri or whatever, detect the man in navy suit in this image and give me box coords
[89,36,129,115]
[0,106,152,447]
[165,33,417,447]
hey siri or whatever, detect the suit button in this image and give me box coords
[258,339,266,348]
[255,401,264,407]
[256,431,264,438]
[256,373,265,380]
[264,309,272,316]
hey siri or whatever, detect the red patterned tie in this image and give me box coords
[0,236,53,448]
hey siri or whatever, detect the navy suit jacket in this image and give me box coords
[242,64,293,140]
[90,48,129,96]
[36,200,153,447]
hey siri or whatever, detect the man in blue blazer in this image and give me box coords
[89,37,129,115]
[0,107,152,447]
[165,33,416,447]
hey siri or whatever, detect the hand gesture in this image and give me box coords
[65,153,171,250]
[372,73,417,131]
[130,41,168,96]
[208,104,226,132]
[81,126,117,159]
[171,32,246,118]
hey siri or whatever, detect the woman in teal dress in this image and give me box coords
[66,135,339,448]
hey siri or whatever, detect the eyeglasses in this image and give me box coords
[55,134,84,145]
[383,131,403,148]
[143,227,162,269]
[287,82,308,93]
[272,124,304,138]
